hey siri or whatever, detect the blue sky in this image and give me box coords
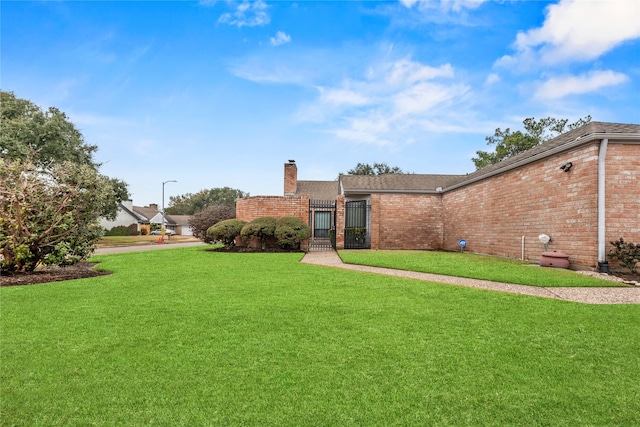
[2,0,639,207]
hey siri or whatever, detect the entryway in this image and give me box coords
[308,200,336,251]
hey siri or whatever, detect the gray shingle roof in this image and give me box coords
[165,215,192,226]
[132,206,158,222]
[295,180,340,200]
[340,174,466,194]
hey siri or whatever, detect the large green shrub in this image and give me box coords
[104,224,139,236]
[608,238,640,274]
[241,217,277,249]
[275,216,310,249]
[206,219,246,247]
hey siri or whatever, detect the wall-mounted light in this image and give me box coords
[559,162,573,172]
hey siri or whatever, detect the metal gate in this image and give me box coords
[344,200,371,249]
[309,200,336,251]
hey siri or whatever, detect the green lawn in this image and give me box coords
[2,247,639,425]
[339,249,624,287]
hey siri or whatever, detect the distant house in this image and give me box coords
[100,200,149,233]
[236,121,640,270]
[101,202,192,235]
[166,215,194,236]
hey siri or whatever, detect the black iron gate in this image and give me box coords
[309,200,336,251]
[344,200,371,249]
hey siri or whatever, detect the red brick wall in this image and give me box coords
[335,195,345,249]
[605,143,640,245]
[284,162,297,195]
[373,194,444,250]
[443,143,605,267]
[236,195,309,223]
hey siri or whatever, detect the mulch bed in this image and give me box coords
[0,262,110,287]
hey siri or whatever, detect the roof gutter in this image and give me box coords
[443,132,640,193]
[342,189,441,195]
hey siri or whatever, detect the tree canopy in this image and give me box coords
[1,91,98,167]
[0,91,128,272]
[345,162,406,176]
[166,187,248,215]
[189,205,236,243]
[472,116,592,170]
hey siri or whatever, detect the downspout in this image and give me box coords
[597,139,610,273]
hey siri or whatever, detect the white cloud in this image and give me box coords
[387,60,454,84]
[393,82,466,115]
[219,0,270,27]
[308,57,471,146]
[534,70,629,100]
[317,87,370,107]
[232,47,476,146]
[498,0,640,68]
[400,0,488,12]
[270,31,291,47]
[399,0,419,7]
[484,73,500,86]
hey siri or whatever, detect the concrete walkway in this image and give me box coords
[94,241,204,255]
[301,251,640,305]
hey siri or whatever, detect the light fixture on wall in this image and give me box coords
[538,234,551,251]
[559,162,573,172]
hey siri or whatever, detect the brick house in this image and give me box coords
[236,122,640,269]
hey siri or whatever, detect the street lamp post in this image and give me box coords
[162,180,177,241]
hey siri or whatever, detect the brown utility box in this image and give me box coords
[540,251,570,269]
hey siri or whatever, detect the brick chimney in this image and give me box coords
[149,203,158,210]
[284,160,297,196]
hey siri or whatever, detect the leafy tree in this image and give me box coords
[1,91,98,167]
[1,157,128,272]
[166,187,248,215]
[472,116,592,170]
[189,205,236,243]
[0,92,128,273]
[345,162,405,176]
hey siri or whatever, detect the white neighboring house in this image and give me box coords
[100,201,192,235]
[100,200,147,232]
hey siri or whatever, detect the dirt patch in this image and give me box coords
[0,262,110,287]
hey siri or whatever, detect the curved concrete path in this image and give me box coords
[301,251,640,305]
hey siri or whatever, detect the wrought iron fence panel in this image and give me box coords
[344,200,371,249]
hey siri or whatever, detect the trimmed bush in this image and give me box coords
[206,219,247,247]
[275,216,310,249]
[241,217,277,249]
[190,205,235,243]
